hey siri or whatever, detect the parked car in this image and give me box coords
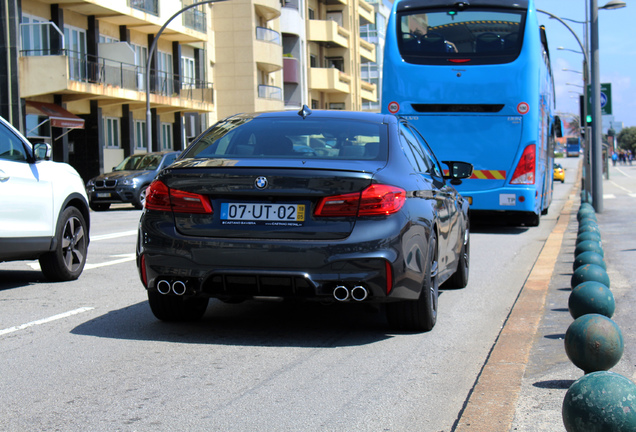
[553,162,565,183]
[86,151,179,211]
[0,116,90,281]
[136,107,473,332]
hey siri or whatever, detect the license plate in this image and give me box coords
[96,192,111,198]
[220,203,305,225]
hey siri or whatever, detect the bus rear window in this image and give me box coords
[397,8,526,65]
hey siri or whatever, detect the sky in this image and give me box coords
[534,0,635,130]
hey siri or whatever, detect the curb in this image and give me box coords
[453,174,579,431]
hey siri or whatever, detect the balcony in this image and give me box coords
[254,0,282,21]
[359,38,376,63]
[128,0,159,16]
[307,20,349,49]
[358,0,375,26]
[183,4,207,33]
[283,57,299,84]
[360,80,377,103]
[19,50,213,110]
[258,84,283,100]
[255,27,283,73]
[309,67,351,94]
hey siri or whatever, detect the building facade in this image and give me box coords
[1,0,378,181]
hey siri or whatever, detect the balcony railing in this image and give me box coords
[256,27,281,45]
[183,5,207,32]
[258,84,282,100]
[20,49,213,104]
[129,0,159,16]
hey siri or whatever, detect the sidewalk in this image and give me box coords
[455,161,636,431]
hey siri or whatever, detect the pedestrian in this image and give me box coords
[612,151,618,166]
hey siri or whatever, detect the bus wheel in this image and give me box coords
[524,212,540,227]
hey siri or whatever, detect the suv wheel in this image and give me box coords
[39,207,88,281]
[134,186,148,210]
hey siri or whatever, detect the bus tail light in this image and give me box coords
[510,144,536,185]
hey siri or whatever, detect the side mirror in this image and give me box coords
[442,161,474,185]
[33,143,52,161]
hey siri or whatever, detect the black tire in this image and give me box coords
[133,186,148,210]
[147,292,209,322]
[90,202,110,211]
[525,212,541,227]
[445,226,470,289]
[39,207,89,281]
[386,231,439,332]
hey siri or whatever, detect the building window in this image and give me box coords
[134,120,147,150]
[310,55,317,68]
[99,35,119,44]
[132,44,148,90]
[311,99,319,109]
[181,56,196,88]
[157,51,174,95]
[329,103,345,110]
[161,123,173,150]
[308,8,315,20]
[20,14,51,56]
[64,25,87,81]
[103,117,121,149]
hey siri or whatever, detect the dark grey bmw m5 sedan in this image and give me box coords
[137,107,472,332]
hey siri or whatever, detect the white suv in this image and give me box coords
[0,115,90,281]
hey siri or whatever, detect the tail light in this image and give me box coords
[145,180,213,214]
[385,260,393,295]
[140,254,148,288]
[314,184,406,217]
[510,144,536,185]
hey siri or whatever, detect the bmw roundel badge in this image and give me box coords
[255,176,268,189]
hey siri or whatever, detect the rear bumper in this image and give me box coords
[137,216,428,303]
[458,185,540,213]
[87,186,137,204]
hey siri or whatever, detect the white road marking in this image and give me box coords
[603,194,616,199]
[84,253,136,270]
[0,307,94,337]
[609,180,633,194]
[615,167,632,178]
[91,230,137,241]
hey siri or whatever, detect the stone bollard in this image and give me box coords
[562,371,636,432]
[574,241,604,259]
[573,251,606,271]
[575,231,602,245]
[564,314,623,374]
[568,281,615,319]
[571,264,610,289]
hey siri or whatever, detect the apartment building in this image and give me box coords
[0,0,378,181]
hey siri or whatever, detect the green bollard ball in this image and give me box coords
[562,371,636,432]
[578,218,599,232]
[564,314,623,374]
[578,223,601,236]
[576,231,602,245]
[577,208,597,222]
[573,251,606,271]
[574,240,604,259]
[571,264,610,289]
[569,281,615,319]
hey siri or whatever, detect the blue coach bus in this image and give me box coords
[566,137,581,157]
[381,0,562,226]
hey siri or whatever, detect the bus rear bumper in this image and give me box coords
[460,187,540,213]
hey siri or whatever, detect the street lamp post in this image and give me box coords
[145,0,227,152]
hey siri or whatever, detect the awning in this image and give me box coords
[25,101,85,129]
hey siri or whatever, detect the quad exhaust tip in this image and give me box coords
[333,284,368,302]
[157,279,187,296]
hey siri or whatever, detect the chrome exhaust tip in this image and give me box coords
[172,280,187,296]
[350,285,368,302]
[333,285,349,302]
[157,280,171,295]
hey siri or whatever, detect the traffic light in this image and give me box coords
[586,114,593,124]
[579,95,587,128]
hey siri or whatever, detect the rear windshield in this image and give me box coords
[183,117,388,161]
[397,8,526,65]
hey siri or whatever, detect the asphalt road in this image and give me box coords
[0,157,579,432]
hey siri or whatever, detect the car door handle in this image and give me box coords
[0,169,9,182]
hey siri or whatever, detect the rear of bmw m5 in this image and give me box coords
[137,108,441,328]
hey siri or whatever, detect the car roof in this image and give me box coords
[223,108,398,125]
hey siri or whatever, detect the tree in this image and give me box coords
[617,127,636,153]
[567,117,581,136]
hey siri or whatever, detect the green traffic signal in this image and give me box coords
[586,115,592,124]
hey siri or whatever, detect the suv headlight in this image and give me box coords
[121,178,137,186]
